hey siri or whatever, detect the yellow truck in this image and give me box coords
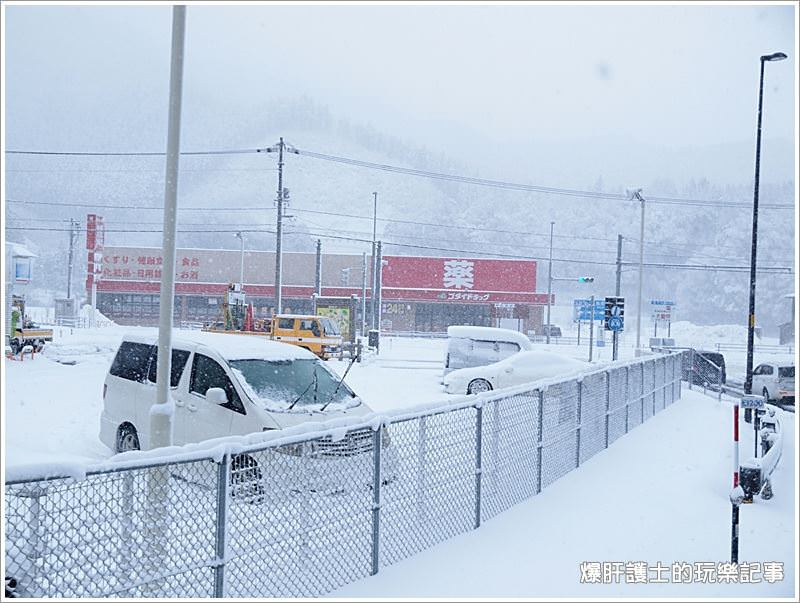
[204,313,343,360]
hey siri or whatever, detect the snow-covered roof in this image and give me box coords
[447,325,533,349]
[6,242,37,258]
[120,330,316,361]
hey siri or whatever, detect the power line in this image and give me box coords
[7,144,794,209]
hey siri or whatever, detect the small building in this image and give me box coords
[89,246,553,334]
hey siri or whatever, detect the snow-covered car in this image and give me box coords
[443,325,533,379]
[443,350,590,395]
[752,361,795,405]
[100,331,373,452]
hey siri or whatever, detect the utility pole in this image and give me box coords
[375,241,383,332]
[314,239,322,297]
[66,218,79,299]
[370,192,378,330]
[613,234,623,361]
[275,137,285,315]
[546,221,554,344]
[361,251,367,337]
[635,192,645,351]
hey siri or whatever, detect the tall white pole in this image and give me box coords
[546,221,554,345]
[151,5,186,450]
[238,233,245,288]
[370,192,378,330]
[636,195,645,350]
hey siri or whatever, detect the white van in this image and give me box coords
[100,331,372,453]
[443,325,534,377]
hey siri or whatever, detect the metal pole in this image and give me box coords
[237,233,245,288]
[474,406,483,529]
[214,454,230,597]
[361,252,367,337]
[371,428,382,575]
[731,402,740,563]
[613,234,622,361]
[589,295,595,362]
[745,58,767,396]
[151,4,185,450]
[577,319,581,346]
[636,195,645,350]
[546,221,554,344]
[314,239,322,298]
[376,241,383,333]
[275,138,285,315]
[370,192,378,330]
[66,219,77,299]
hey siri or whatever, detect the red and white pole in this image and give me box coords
[733,403,740,487]
[731,402,740,563]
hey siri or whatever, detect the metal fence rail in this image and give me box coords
[4,353,684,598]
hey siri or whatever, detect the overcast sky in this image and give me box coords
[3,2,797,157]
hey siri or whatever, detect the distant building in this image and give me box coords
[88,246,553,334]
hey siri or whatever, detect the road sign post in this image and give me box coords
[604,297,625,361]
[741,395,766,460]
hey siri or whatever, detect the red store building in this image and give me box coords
[88,245,553,334]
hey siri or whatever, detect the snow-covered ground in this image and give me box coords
[332,390,796,598]
[2,324,796,597]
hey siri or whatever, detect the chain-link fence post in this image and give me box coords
[416,417,428,521]
[625,365,630,433]
[575,380,583,468]
[143,466,170,595]
[474,405,483,529]
[688,348,694,390]
[652,361,657,416]
[718,364,723,402]
[640,361,645,423]
[536,390,544,494]
[371,427,382,576]
[20,484,46,597]
[604,371,611,449]
[214,454,230,597]
[119,471,134,584]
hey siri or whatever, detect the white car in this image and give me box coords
[443,350,590,395]
[752,361,795,405]
[100,331,372,452]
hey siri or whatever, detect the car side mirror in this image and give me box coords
[206,387,228,405]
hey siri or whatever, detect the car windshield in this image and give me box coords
[228,358,358,412]
[779,366,794,378]
[321,318,340,336]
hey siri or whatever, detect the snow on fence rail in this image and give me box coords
[4,353,685,598]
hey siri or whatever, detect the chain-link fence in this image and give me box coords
[4,352,684,598]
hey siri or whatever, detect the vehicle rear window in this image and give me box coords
[779,367,794,378]
[278,318,294,330]
[147,348,191,387]
[109,342,153,383]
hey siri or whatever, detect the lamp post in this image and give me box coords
[744,51,788,396]
[625,188,646,351]
[234,231,245,289]
[546,221,554,344]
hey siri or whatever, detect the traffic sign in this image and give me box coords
[573,298,604,322]
[740,396,765,410]
[607,316,624,331]
[650,299,675,323]
[604,296,625,331]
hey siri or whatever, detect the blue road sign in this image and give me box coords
[607,315,624,331]
[573,299,605,322]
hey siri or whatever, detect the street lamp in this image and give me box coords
[745,51,787,396]
[370,192,378,330]
[626,188,646,351]
[233,231,245,289]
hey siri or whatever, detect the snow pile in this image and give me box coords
[79,304,116,326]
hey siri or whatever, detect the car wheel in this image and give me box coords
[231,454,264,502]
[117,424,140,453]
[467,378,493,395]
[762,387,771,403]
